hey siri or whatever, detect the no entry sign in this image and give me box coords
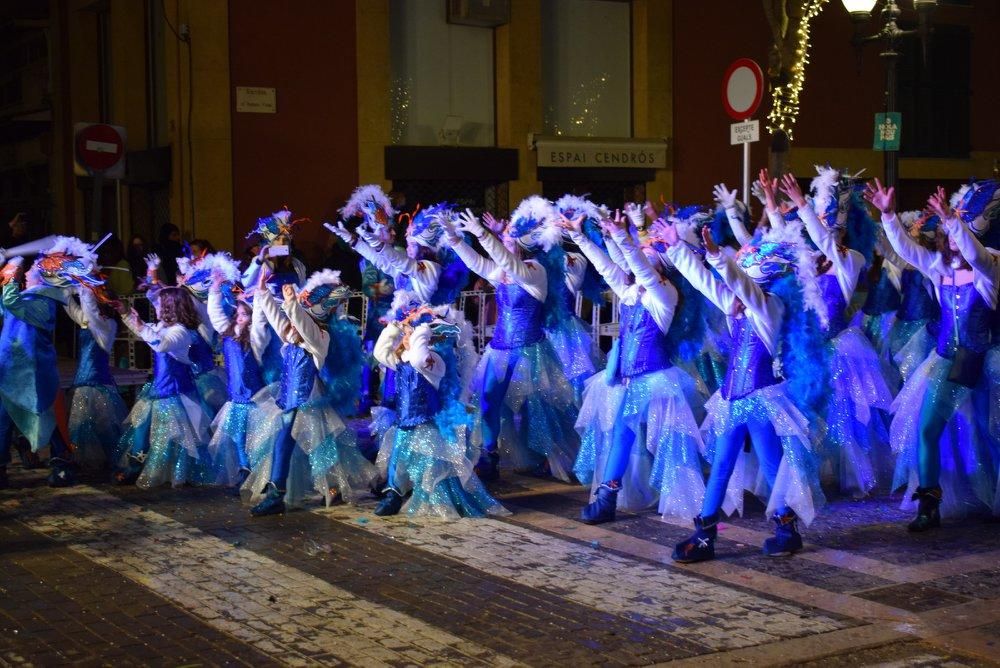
[722,59,764,122]
[74,123,126,177]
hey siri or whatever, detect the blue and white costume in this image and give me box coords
[65,286,128,472]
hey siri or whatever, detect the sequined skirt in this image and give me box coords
[544,314,604,385]
[195,367,229,415]
[573,366,706,519]
[68,384,128,472]
[207,400,253,485]
[890,319,935,382]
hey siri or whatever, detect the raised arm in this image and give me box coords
[612,229,678,309]
[121,311,190,355]
[565,228,629,298]
[207,283,234,337]
[281,285,330,368]
[865,179,940,280]
[713,184,753,246]
[372,321,403,370]
[459,210,546,301]
[249,292,272,363]
[254,284,292,344]
[78,288,117,353]
[665,242,736,315]
[400,323,446,389]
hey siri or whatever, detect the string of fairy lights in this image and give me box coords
[766,0,829,140]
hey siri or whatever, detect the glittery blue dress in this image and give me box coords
[471,281,581,480]
[68,326,128,471]
[243,315,377,509]
[573,299,705,519]
[377,347,507,519]
[189,331,228,414]
[816,273,895,496]
[208,336,264,485]
[891,281,997,518]
[890,267,939,382]
[116,327,213,488]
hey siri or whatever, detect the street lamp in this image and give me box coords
[842,0,937,189]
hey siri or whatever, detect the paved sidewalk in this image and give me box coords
[1,467,998,667]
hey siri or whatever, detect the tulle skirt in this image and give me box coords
[860,311,900,392]
[573,366,706,519]
[207,400,253,486]
[195,368,229,415]
[242,385,378,509]
[820,327,895,496]
[68,384,129,472]
[377,421,508,519]
[471,339,581,482]
[702,383,825,526]
[115,384,213,489]
[544,315,604,393]
[891,319,936,383]
[890,351,997,518]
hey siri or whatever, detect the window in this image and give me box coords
[542,0,631,137]
[389,0,495,146]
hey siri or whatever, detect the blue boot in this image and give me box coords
[763,509,803,557]
[672,514,718,563]
[47,458,77,488]
[907,486,942,532]
[113,452,145,486]
[475,451,500,482]
[374,488,406,516]
[580,482,619,524]
[250,482,286,517]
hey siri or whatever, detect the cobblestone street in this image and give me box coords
[1,465,998,667]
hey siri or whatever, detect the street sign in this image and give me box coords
[730,120,760,145]
[722,58,764,122]
[74,123,126,176]
[873,112,901,151]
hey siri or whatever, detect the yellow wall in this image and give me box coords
[632,0,674,202]
[356,0,392,190]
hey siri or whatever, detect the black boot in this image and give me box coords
[580,482,619,524]
[250,482,286,517]
[47,457,78,488]
[0,466,8,490]
[672,514,718,563]
[475,450,500,482]
[374,487,406,516]
[763,509,803,557]
[14,436,45,469]
[907,486,942,532]
[112,453,145,486]
[230,467,252,497]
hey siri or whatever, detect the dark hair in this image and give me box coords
[227,301,252,348]
[936,231,970,270]
[157,286,201,330]
[97,234,125,266]
[190,238,215,255]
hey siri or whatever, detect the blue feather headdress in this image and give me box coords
[405,202,452,250]
[247,208,298,243]
[950,179,1000,237]
[340,184,395,226]
[177,252,241,303]
[33,236,104,291]
[298,269,351,322]
[507,196,561,251]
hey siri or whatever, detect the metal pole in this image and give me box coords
[742,140,751,206]
[90,172,105,240]
[882,49,899,189]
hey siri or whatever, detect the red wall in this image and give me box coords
[229,0,359,267]
[671,1,998,206]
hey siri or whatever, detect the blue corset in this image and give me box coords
[73,328,115,387]
[721,316,779,400]
[149,350,196,399]
[490,282,544,350]
[936,282,993,358]
[818,274,848,339]
[862,267,901,316]
[395,363,441,428]
[222,337,264,403]
[897,268,939,322]
[394,273,412,292]
[615,300,672,380]
[276,344,316,411]
[188,333,216,376]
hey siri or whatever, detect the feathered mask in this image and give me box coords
[809,165,864,230]
[298,269,351,322]
[736,239,799,284]
[507,196,561,251]
[404,202,452,250]
[248,208,298,244]
[340,184,395,227]
[32,236,104,291]
[950,179,1000,237]
[899,210,938,240]
[177,252,241,303]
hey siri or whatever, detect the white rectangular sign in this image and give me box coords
[236,87,277,114]
[730,120,759,145]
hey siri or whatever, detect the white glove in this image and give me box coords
[713,184,738,210]
[357,223,382,248]
[324,221,355,245]
[457,208,485,237]
[623,203,644,230]
[144,254,161,271]
[750,181,768,206]
[440,217,462,246]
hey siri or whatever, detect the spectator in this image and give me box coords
[97,234,136,296]
[154,223,183,285]
[127,235,148,284]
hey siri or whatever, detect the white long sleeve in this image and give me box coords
[881,213,941,281]
[255,287,292,344]
[282,295,330,369]
[564,252,587,296]
[725,206,753,246]
[707,251,784,355]
[478,232,547,303]
[400,324,446,389]
[613,231,678,334]
[65,290,117,354]
[373,322,403,370]
[665,244,737,315]
[249,291,272,364]
[206,285,233,337]
[122,313,192,362]
[799,205,864,302]
[568,230,630,298]
[942,215,1000,309]
[451,238,499,285]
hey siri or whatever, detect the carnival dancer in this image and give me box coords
[242,268,377,516]
[113,285,213,488]
[559,210,705,523]
[774,168,895,497]
[666,219,828,562]
[550,194,606,400]
[866,178,999,529]
[441,198,581,482]
[206,254,266,491]
[370,304,507,518]
[889,212,941,382]
[65,282,128,472]
[0,237,102,488]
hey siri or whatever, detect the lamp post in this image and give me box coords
[841,0,936,189]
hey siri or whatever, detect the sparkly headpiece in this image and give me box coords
[176,252,241,303]
[404,202,452,250]
[297,269,351,322]
[950,179,1000,237]
[809,165,864,230]
[32,236,104,291]
[340,184,395,226]
[248,208,298,244]
[507,196,561,251]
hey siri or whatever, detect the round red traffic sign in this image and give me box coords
[722,58,764,121]
[75,123,125,173]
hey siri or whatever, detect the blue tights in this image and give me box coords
[701,411,783,519]
[916,377,967,489]
[480,356,516,456]
[269,410,298,490]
